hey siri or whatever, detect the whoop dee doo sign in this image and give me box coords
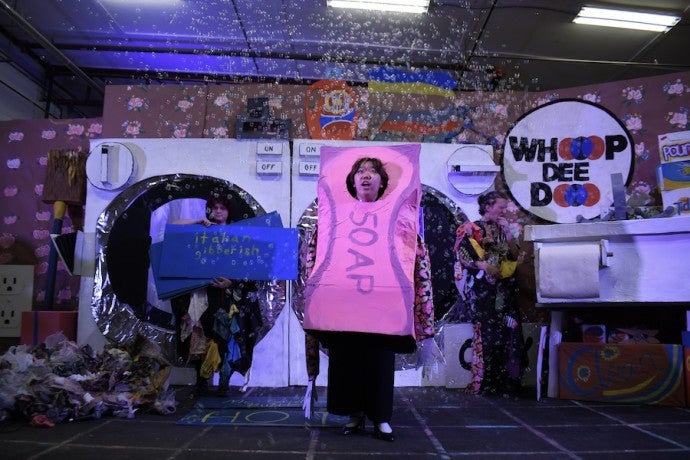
[502,99,634,223]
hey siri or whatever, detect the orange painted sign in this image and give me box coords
[305,80,357,140]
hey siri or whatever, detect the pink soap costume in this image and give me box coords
[301,145,434,435]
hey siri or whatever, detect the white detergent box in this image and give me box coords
[657,130,690,215]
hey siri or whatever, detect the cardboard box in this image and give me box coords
[657,130,690,214]
[20,311,78,346]
[443,323,474,388]
[522,322,548,388]
[558,342,686,407]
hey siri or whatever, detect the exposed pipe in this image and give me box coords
[47,43,690,83]
[44,72,53,118]
[0,28,88,116]
[472,50,690,71]
[0,0,104,96]
[230,0,260,76]
[456,0,499,83]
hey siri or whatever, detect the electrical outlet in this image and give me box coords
[0,265,34,337]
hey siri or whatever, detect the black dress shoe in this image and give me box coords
[342,417,365,435]
[373,425,395,442]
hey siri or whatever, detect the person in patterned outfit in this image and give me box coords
[454,191,526,396]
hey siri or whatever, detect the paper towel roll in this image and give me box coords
[538,242,600,299]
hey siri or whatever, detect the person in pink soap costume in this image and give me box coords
[302,157,435,442]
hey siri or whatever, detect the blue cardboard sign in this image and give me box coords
[228,211,285,228]
[149,242,212,299]
[158,223,298,281]
[149,211,296,299]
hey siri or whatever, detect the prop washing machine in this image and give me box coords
[288,139,498,387]
[78,138,292,387]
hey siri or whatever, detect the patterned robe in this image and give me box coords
[454,220,526,395]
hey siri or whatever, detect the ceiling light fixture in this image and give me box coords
[573,7,680,33]
[327,0,429,14]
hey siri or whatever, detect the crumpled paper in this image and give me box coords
[0,332,177,426]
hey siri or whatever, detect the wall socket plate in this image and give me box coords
[0,265,34,337]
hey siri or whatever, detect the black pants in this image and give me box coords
[325,333,395,424]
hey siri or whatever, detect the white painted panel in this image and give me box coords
[78,138,292,387]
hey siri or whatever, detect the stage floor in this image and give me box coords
[2,384,690,459]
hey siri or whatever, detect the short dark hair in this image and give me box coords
[206,195,232,224]
[345,157,389,200]
[478,190,508,215]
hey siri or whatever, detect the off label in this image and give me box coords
[256,161,282,175]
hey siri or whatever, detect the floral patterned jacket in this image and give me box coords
[303,229,435,379]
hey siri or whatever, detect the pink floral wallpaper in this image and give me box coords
[102,84,208,138]
[2,70,689,310]
[1,118,102,309]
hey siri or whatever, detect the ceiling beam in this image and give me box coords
[0,0,105,96]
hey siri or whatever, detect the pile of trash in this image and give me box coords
[0,332,177,427]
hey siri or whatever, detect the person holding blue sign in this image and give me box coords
[170,195,262,395]
[174,195,233,228]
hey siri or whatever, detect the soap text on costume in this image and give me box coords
[346,210,379,294]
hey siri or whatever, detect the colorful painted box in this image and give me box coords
[657,130,690,214]
[558,342,686,407]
